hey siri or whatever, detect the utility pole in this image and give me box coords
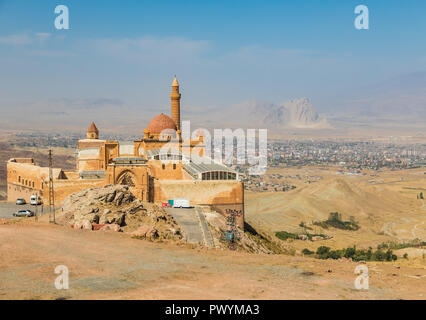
[35,193,38,222]
[225,209,239,251]
[48,149,55,224]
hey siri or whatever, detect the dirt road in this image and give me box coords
[0,222,425,300]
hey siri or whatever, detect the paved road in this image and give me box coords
[0,202,46,219]
[165,207,204,245]
[195,207,215,247]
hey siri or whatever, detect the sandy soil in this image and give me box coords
[0,221,425,300]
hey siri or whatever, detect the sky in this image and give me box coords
[0,0,425,128]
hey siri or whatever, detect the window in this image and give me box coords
[18,176,21,183]
[32,182,35,188]
[173,164,176,170]
[162,164,165,170]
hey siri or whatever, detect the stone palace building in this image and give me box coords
[6,78,245,227]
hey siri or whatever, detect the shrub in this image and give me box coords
[316,246,330,255]
[275,231,298,241]
[302,248,314,255]
[344,247,356,259]
[313,212,360,231]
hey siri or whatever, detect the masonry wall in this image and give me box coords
[7,160,48,202]
[153,180,245,229]
[53,179,105,203]
[7,160,105,204]
[149,161,185,180]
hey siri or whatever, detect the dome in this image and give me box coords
[146,113,177,134]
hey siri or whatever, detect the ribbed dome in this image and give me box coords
[146,113,177,134]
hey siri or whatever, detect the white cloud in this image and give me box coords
[35,33,52,42]
[92,36,211,64]
[0,32,53,46]
[0,34,33,46]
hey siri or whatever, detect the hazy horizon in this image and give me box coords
[0,0,425,132]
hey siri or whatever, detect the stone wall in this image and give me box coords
[7,159,105,204]
[153,179,245,229]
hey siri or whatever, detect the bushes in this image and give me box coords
[302,248,314,255]
[306,245,397,262]
[275,230,329,241]
[377,239,426,250]
[275,231,298,241]
[313,212,360,231]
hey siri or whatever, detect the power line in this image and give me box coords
[48,149,55,224]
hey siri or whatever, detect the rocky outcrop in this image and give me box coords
[57,185,183,241]
[227,98,329,130]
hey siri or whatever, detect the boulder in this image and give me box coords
[100,224,121,232]
[115,192,125,205]
[73,221,82,229]
[81,219,92,230]
[113,212,125,226]
[103,209,111,215]
[99,214,108,225]
[105,191,116,203]
[131,226,159,239]
[298,234,308,241]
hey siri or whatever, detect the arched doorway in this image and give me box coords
[116,170,136,187]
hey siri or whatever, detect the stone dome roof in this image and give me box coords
[146,113,177,134]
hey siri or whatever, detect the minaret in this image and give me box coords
[170,76,181,131]
[87,122,99,139]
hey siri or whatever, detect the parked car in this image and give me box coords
[30,195,42,205]
[13,209,34,217]
[16,198,26,205]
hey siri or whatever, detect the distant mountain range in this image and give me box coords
[216,98,329,130]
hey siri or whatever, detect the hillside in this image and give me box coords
[245,167,426,252]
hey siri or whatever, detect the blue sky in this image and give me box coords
[0,0,425,121]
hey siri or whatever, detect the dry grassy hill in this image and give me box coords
[245,168,426,253]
